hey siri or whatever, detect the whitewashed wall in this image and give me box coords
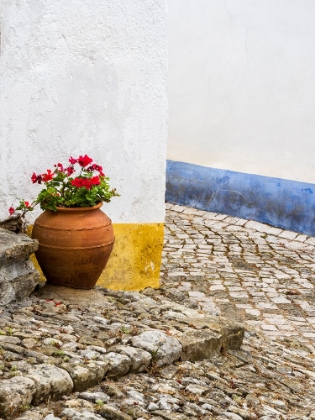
[167,0,315,183]
[0,0,168,223]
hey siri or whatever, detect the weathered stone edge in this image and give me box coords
[0,325,244,418]
[0,229,39,261]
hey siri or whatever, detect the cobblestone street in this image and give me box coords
[1,204,315,419]
[162,204,315,353]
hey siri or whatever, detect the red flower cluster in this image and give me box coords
[71,176,100,190]
[55,163,75,177]
[87,164,105,177]
[64,166,75,176]
[54,163,64,170]
[32,163,76,184]
[9,201,31,215]
[42,169,54,182]
[31,173,43,184]
[8,154,117,216]
[77,155,93,167]
[32,169,54,184]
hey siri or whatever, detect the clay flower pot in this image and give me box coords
[32,203,114,289]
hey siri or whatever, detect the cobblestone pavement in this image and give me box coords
[1,204,315,419]
[162,204,315,353]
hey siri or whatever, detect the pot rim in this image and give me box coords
[54,202,103,212]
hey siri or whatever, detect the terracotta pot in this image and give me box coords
[32,203,114,289]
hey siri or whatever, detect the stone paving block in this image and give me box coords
[61,408,104,419]
[245,220,269,231]
[300,282,314,289]
[183,208,205,216]
[202,211,218,219]
[256,303,278,309]
[153,410,189,420]
[0,376,36,418]
[25,364,73,404]
[104,353,131,378]
[277,324,296,331]
[305,237,315,246]
[168,272,188,278]
[210,285,225,291]
[176,234,190,239]
[229,292,249,298]
[181,316,245,351]
[263,315,286,323]
[245,309,261,316]
[278,230,298,240]
[270,297,291,304]
[261,325,278,331]
[283,332,299,337]
[61,362,108,392]
[214,214,228,220]
[178,329,223,361]
[188,291,206,298]
[109,345,152,373]
[234,218,248,226]
[263,331,284,338]
[131,330,182,367]
[171,205,185,213]
[286,241,309,250]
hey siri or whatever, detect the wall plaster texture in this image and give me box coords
[0,0,168,224]
[167,0,315,183]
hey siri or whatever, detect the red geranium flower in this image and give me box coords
[78,155,93,167]
[71,175,100,190]
[54,163,64,172]
[90,176,100,186]
[9,207,15,215]
[65,166,75,176]
[24,201,31,208]
[87,164,105,177]
[42,169,54,182]
[31,173,42,184]
[69,157,77,165]
[71,178,84,188]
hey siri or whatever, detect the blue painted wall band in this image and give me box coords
[166,160,315,236]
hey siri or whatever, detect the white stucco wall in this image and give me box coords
[167,0,315,183]
[0,0,167,223]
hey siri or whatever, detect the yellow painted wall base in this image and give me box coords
[99,223,164,291]
[29,223,164,291]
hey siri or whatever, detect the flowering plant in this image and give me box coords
[9,155,119,218]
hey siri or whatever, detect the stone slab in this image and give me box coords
[0,228,40,305]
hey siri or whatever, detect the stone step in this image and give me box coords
[0,286,245,418]
[0,228,40,305]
